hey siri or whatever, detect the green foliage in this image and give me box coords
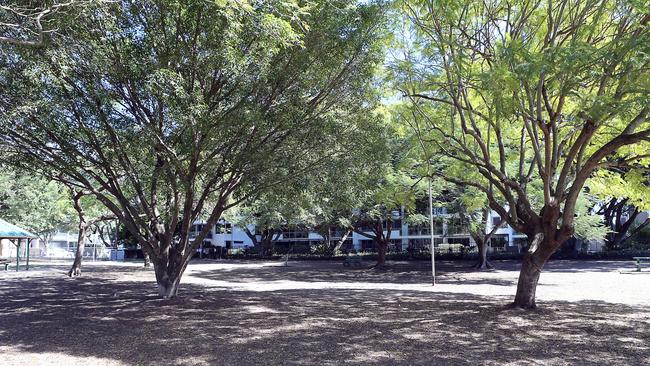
[0,168,75,240]
[227,191,313,234]
[0,0,388,260]
[589,169,650,211]
[345,125,427,239]
[573,192,609,242]
[394,0,650,245]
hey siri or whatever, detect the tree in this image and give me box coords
[0,167,75,250]
[228,101,391,258]
[67,188,115,277]
[311,209,354,257]
[399,0,649,308]
[298,108,391,256]
[590,169,650,249]
[455,189,501,270]
[229,192,308,257]
[1,0,387,298]
[395,100,502,269]
[349,166,422,268]
[228,104,389,257]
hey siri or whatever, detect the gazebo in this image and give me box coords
[0,218,37,271]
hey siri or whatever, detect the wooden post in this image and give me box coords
[16,239,20,271]
[26,238,31,270]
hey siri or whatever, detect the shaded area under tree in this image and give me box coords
[0,261,648,365]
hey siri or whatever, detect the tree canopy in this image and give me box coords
[0,0,388,297]
[0,167,75,245]
[396,0,649,308]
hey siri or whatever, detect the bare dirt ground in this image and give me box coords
[0,259,648,365]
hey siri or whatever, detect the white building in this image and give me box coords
[192,207,528,254]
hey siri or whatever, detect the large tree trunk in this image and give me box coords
[606,231,626,251]
[262,234,273,257]
[152,249,188,299]
[374,239,388,269]
[322,230,334,256]
[68,224,86,277]
[373,220,392,269]
[475,239,492,270]
[254,228,276,257]
[40,234,51,256]
[68,191,86,277]
[512,253,543,308]
[607,209,640,250]
[512,233,558,309]
[242,227,261,256]
[154,266,182,299]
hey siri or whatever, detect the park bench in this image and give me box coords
[633,257,650,272]
[0,259,11,271]
[343,255,363,267]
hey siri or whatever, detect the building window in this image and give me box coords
[360,240,375,252]
[282,229,308,239]
[447,218,469,235]
[274,241,310,254]
[407,238,443,251]
[414,199,447,215]
[408,225,430,236]
[217,222,232,234]
[407,218,444,236]
[489,234,509,251]
[447,237,470,246]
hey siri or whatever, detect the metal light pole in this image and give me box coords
[428,175,436,286]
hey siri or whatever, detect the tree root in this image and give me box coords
[505,301,537,310]
[68,267,82,277]
[473,260,494,270]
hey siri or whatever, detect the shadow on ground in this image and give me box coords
[0,262,648,365]
[191,260,520,286]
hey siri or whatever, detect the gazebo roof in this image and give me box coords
[0,218,37,239]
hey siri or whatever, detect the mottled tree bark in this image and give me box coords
[67,190,116,277]
[154,263,183,299]
[474,239,492,270]
[331,230,352,255]
[375,239,388,268]
[599,198,641,250]
[68,222,87,277]
[371,220,392,269]
[143,251,151,267]
[513,254,543,308]
[463,208,499,271]
[68,191,86,277]
[243,227,278,257]
[512,228,565,309]
[318,226,352,256]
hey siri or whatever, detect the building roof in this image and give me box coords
[0,218,37,239]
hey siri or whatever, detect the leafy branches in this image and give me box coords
[0,0,387,297]
[0,0,114,46]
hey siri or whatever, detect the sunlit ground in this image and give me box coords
[0,259,648,365]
